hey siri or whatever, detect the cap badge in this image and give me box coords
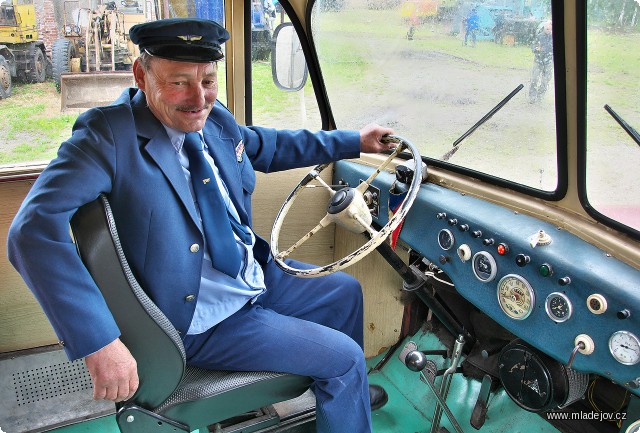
[177,35,203,42]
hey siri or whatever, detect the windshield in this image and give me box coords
[585,2,640,233]
[311,0,558,192]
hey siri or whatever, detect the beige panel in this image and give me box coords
[253,168,336,265]
[0,180,59,353]
[255,166,405,358]
[1,167,337,353]
[334,227,405,358]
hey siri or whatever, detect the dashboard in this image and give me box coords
[334,160,640,399]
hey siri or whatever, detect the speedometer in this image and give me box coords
[497,274,535,320]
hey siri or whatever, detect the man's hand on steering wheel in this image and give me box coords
[359,124,396,153]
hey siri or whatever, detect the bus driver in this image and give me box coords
[8,18,393,433]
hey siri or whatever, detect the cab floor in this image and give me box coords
[367,329,560,433]
[50,329,559,433]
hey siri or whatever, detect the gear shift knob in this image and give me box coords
[405,350,427,372]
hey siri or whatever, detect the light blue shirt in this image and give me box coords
[164,126,266,335]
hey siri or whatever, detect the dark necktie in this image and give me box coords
[183,132,246,277]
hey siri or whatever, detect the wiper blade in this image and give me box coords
[442,84,524,161]
[604,104,640,148]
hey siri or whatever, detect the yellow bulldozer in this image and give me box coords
[0,0,49,99]
[51,0,138,110]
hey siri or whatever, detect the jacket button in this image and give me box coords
[190,244,200,253]
[185,294,196,302]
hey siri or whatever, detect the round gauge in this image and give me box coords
[545,292,572,323]
[472,251,497,282]
[438,229,455,251]
[608,331,640,365]
[497,274,535,320]
[626,420,640,433]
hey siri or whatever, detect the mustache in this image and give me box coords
[176,103,212,112]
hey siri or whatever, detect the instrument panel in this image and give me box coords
[334,161,640,397]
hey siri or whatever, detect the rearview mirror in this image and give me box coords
[271,22,308,92]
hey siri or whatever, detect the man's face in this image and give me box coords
[134,56,218,132]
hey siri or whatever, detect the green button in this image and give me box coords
[539,264,553,277]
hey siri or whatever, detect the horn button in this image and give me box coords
[328,188,355,214]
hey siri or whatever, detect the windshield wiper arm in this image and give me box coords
[604,104,640,148]
[442,84,524,161]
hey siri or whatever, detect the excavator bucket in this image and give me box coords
[60,71,135,112]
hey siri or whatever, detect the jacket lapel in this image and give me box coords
[202,116,249,224]
[131,91,201,229]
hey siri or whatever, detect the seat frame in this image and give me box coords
[70,195,312,432]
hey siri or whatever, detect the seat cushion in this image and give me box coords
[155,366,312,429]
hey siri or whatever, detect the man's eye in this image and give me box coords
[203,81,217,88]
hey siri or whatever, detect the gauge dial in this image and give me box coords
[497,274,535,320]
[545,292,572,323]
[472,251,497,282]
[438,229,455,251]
[609,331,640,365]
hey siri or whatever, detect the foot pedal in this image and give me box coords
[470,374,493,430]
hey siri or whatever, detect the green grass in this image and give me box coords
[0,82,77,164]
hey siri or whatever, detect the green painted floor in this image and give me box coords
[367,330,561,433]
[51,329,560,433]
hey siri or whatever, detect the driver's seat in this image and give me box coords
[70,195,312,433]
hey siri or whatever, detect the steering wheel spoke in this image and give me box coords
[355,143,405,194]
[306,174,337,197]
[271,136,422,277]
[353,213,379,238]
[276,214,332,260]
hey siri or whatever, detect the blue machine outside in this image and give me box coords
[195,0,224,24]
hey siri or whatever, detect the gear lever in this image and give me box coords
[400,339,465,433]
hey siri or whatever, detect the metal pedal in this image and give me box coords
[470,374,493,430]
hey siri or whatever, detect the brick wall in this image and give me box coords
[34,0,60,56]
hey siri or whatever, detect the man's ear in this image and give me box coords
[133,59,146,92]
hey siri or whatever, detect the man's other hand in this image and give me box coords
[85,338,139,402]
[359,123,395,153]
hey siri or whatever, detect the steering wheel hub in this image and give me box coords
[328,188,355,214]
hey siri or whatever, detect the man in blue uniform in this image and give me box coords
[8,18,392,433]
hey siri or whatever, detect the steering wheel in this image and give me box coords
[270,135,423,277]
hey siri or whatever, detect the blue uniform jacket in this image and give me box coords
[7,88,361,360]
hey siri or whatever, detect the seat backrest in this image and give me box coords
[70,195,185,409]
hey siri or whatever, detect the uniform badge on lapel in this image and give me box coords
[235,140,245,163]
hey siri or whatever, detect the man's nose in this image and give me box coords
[186,84,207,105]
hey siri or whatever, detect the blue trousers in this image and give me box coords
[183,259,372,433]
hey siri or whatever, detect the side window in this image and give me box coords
[585,1,640,233]
[0,2,229,168]
[250,1,321,130]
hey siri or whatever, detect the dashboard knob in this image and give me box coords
[472,230,483,238]
[436,212,447,220]
[458,224,469,232]
[482,238,495,246]
[439,255,450,265]
[617,309,631,320]
[448,218,458,226]
[515,254,530,267]
[558,276,571,286]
